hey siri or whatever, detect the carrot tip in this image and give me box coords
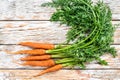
[33,73,43,77]
[6,51,16,54]
[20,58,25,61]
[33,75,40,77]
[10,51,21,54]
[20,62,28,66]
[20,56,28,61]
[18,42,23,45]
[12,60,23,65]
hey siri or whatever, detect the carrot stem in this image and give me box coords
[51,54,66,58]
[55,58,74,64]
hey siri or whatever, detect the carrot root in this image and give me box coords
[19,42,55,50]
[10,49,46,55]
[21,59,55,67]
[33,64,63,77]
[20,55,51,61]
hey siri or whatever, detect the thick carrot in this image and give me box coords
[19,42,55,50]
[21,58,74,67]
[21,59,55,67]
[11,49,46,55]
[33,64,63,77]
[20,55,51,61]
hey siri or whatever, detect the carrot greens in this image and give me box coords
[42,0,116,68]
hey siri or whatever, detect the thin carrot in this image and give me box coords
[33,64,63,77]
[19,42,55,50]
[20,54,66,61]
[21,59,55,67]
[20,55,51,61]
[11,49,46,55]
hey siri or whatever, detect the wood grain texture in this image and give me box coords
[0,0,120,79]
[0,70,119,80]
[0,45,119,68]
[0,21,120,44]
[0,21,67,44]
[0,0,120,20]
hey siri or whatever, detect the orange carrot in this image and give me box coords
[21,59,55,67]
[20,55,51,61]
[33,64,63,77]
[11,49,46,55]
[19,42,55,50]
[20,54,66,61]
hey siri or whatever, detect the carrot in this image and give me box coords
[33,64,63,77]
[20,55,51,61]
[11,49,46,55]
[21,58,73,67]
[19,42,55,50]
[20,54,66,61]
[21,59,55,67]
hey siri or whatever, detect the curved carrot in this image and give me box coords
[19,42,55,50]
[33,64,63,77]
[21,59,55,67]
[20,55,51,61]
[11,49,46,55]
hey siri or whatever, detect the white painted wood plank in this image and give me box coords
[0,0,120,20]
[0,45,119,68]
[0,70,119,80]
[0,21,68,44]
[0,0,119,79]
[0,21,120,44]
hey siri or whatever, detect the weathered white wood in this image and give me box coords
[0,45,119,68]
[0,0,119,79]
[0,21,120,44]
[0,70,119,80]
[0,21,68,44]
[0,0,120,20]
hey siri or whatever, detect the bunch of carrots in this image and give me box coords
[8,0,117,77]
[11,42,72,77]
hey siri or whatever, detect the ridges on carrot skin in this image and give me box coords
[20,54,67,61]
[33,64,63,77]
[11,49,46,55]
[19,42,55,50]
[20,57,74,67]
[20,55,51,61]
[21,59,55,67]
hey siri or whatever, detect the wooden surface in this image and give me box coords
[0,0,120,80]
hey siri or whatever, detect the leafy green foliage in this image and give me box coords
[42,0,116,68]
